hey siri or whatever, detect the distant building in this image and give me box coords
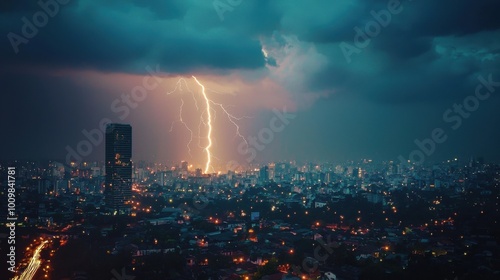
[352,167,359,178]
[260,165,269,182]
[104,123,132,214]
[181,161,188,172]
[178,161,189,178]
[195,168,203,177]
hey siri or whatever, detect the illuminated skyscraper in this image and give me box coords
[104,123,132,214]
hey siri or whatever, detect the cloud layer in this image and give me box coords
[2,0,500,165]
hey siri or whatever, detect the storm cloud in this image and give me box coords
[2,0,500,165]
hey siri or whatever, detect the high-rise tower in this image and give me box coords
[104,123,132,214]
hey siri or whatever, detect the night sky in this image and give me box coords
[1,0,500,169]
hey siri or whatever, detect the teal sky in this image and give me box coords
[1,0,500,167]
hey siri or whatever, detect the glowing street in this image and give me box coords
[13,240,48,280]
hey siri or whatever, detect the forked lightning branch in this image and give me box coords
[167,76,248,174]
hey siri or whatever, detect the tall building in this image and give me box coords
[181,161,188,172]
[104,123,132,214]
[259,165,269,183]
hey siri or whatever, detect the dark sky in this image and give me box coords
[1,0,500,169]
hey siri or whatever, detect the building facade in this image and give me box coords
[104,123,132,214]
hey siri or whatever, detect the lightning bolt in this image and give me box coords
[170,98,194,157]
[166,76,250,174]
[167,79,195,157]
[209,100,249,149]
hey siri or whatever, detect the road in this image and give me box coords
[13,240,48,280]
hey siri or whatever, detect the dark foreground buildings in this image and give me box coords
[104,123,132,214]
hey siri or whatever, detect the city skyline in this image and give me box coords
[1,149,498,279]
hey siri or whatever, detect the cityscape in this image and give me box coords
[1,1,500,280]
[1,152,499,279]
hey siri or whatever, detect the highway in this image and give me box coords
[13,240,48,280]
